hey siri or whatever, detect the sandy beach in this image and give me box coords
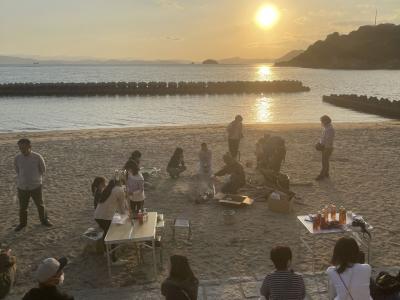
[1,122,399,294]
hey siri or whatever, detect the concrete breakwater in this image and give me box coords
[323,94,400,119]
[0,80,310,97]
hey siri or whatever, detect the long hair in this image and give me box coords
[91,177,106,196]
[331,237,360,273]
[98,179,117,204]
[172,147,184,159]
[169,255,197,282]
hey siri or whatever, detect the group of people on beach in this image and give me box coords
[2,115,338,299]
[0,236,376,300]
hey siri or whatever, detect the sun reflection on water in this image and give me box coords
[257,65,271,81]
[255,97,273,122]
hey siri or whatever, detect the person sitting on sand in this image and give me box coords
[125,161,145,214]
[91,176,106,209]
[213,153,245,194]
[94,172,128,261]
[22,257,73,300]
[167,147,187,178]
[260,246,305,300]
[0,247,17,300]
[327,237,372,300]
[161,255,199,300]
[198,143,212,178]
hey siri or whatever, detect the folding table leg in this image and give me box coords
[152,239,157,278]
[106,243,112,279]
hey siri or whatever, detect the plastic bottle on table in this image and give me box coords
[143,208,148,222]
[331,204,336,221]
[138,209,143,225]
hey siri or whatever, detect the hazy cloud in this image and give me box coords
[156,0,184,10]
[164,36,184,41]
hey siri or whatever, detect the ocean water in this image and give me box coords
[0,64,399,132]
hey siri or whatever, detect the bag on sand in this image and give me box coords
[372,271,400,299]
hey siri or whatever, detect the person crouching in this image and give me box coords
[213,153,245,194]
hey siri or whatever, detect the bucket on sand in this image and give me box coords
[222,209,236,225]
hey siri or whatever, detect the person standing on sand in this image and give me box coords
[198,143,212,178]
[227,115,243,160]
[14,138,52,232]
[315,115,335,181]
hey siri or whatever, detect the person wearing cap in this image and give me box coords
[14,138,52,232]
[227,115,244,160]
[22,257,73,300]
[0,247,16,299]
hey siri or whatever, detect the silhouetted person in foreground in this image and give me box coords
[161,255,199,300]
[315,115,335,181]
[167,147,186,178]
[260,246,305,300]
[227,115,243,159]
[0,247,17,299]
[213,153,245,194]
[14,138,52,231]
[22,257,73,300]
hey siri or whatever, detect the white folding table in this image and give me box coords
[297,213,373,273]
[104,212,158,279]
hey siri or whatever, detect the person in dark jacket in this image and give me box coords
[167,148,187,178]
[227,115,244,159]
[22,257,73,300]
[161,255,198,300]
[0,247,16,299]
[213,153,246,194]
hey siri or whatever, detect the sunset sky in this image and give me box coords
[1,0,399,60]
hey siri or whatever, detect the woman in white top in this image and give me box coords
[94,175,127,261]
[327,237,372,300]
[125,161,145,214]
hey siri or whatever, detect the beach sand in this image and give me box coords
[1,122,399,294]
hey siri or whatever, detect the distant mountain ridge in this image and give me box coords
[0,56,191,65]
[0,50,304,66]
[276,23,400,69]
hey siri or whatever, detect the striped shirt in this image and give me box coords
[260,270,306,300]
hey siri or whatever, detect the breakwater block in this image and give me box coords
[0,80,310,97]
[323,94,400,119]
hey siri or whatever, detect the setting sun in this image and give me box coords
[256,5,279,28]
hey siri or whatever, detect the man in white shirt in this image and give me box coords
[14,139,52,231]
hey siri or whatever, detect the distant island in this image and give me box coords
[202,59,219,64]
[276,23,400,69]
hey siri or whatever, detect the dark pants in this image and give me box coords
[130,200,144,214]
[221,180,244,194]
[320,148,333,177]
[18,186,47,226]
[228,139,240,159]
[167,166,186,178]
[95,219,116,261]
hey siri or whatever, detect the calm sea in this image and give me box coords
[0,64,399,132]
